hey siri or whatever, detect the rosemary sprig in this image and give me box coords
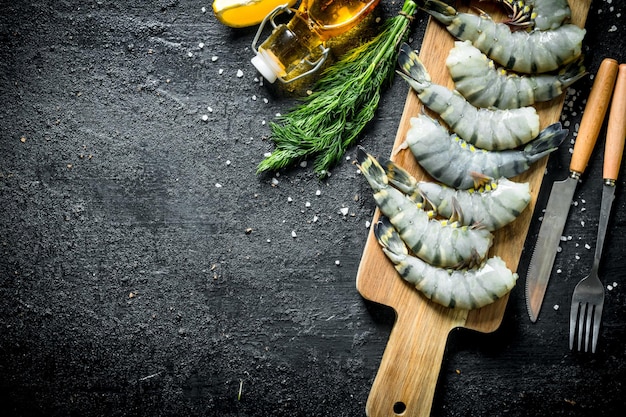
[257,0,418,177]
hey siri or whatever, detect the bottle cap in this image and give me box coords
[251,50,281,83]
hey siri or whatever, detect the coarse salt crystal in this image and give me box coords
[215,183,222,188]
[313,215,318,222]
[225,160,231,166]
[335,260,341,266]
[584,243,591,250]
[201,6,206,13]
[237,69,244,78]
[299,161,307,168]
[365,220,371,228]
[263,152,272,157]
[198,42,204,49]
[553,305,559,311]
[557,269,562,274]
[207,106,213,112]
[305,201,311,208]
[340,207,349,216]
[271,178,279,186]
[287,197,293,203]
[218,69,224,74]
[201,114,209,122]
[315,189,321,196]
[607,284,613,291]
[212,56,218,62]
[291,230,297,238]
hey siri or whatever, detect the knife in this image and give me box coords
[525,58,619,323]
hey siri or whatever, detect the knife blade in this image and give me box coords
[525,58,619,322]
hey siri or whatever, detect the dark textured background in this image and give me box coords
[1,1,625,416]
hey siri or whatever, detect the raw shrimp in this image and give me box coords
[398,43,540,150]
[357,147,493,268]
[417,178,531,231]
[417,0,585,73]
[375,217,518,310]
[446,40,586,109]
[398,113,566,189]
[381,159,531,231]
[492,0,571,31]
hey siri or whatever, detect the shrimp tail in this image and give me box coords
[416,0,457,24]
[397,43,431,92]
[356,146,388,192]
[374,217,409,262]
[559,56,588,87]
[523,122,568,163]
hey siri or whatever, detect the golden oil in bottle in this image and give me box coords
[251,0,380,83]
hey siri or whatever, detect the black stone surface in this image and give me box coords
[1,1,625,416]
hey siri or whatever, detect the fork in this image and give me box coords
[569,63,626,353]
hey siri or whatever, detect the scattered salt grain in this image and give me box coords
[225,160,231,166]
[252,95,257,101]
[340,207,349,216]
[198,42,205,49]
[312,215,319,222]
[215,183,222,188]
[335,260,341,266]
[305,201,311,208]
[201,6,206,13]
[287,197,293,203]
[553,304,559,311]
[201,114,209,122]
[237,69,244,78]
[608,25,617,32]
[315,189,321,196]
[581,220,585,227]
[218,69,224,75]
[584,243,591,250]
[187,51,193,57]
[557,269,562,274]
[263,98,269,104]
[299,161,307,168]
[365,220,371,228]
[207,106,213,113]
[575,254,580,260]
[271,178,279,186]
[212,56,218,62]
[607,284,614,291]
[291,230,297,238]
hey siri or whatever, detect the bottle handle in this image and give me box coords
[251,4,330,83]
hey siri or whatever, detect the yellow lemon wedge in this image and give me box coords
[212,0,298,28]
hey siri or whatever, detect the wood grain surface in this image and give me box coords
[356,1,593,416]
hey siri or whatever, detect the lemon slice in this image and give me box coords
[213,0,297,28]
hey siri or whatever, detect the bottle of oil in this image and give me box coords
[251,0,381,83]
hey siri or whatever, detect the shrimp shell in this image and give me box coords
[400,113,566,189]
[418,0,585,74]
[381,159,531,231]
[493,0,571,31]
[398,43,540,150]
[357,147,493,268]
[418,178,531,231]
[446,40,586,109]
[375,218,518,310]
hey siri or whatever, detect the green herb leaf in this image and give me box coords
[257,0,418,178]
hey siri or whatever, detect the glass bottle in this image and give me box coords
[251,0,381,83]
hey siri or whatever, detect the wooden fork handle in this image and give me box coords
[604,63,626,182]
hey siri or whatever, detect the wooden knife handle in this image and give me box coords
[570,58,618,174]
[603,63,626,181]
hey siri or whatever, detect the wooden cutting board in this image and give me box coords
[356,1,593,416]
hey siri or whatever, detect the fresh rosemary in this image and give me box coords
[257,0,418,178]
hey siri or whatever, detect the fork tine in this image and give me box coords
[591,303,604,353]
[577,303,587,351]
[585,304,595,352]
[569,302,579,350]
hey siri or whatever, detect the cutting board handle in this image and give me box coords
[366,302,467,417]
